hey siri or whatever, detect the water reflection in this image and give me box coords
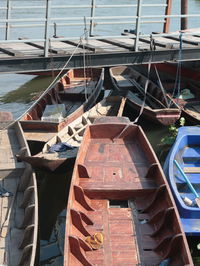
[0,74,54,118]
[0,75,54,103]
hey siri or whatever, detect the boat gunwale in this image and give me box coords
[64,119,192,266]
[1,121,38,266]
[167,126,200,215]
[20,67,104,132]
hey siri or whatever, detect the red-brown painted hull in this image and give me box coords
[126,99,181,125]
[139,63,200,124]
[109,66,181,126]
[20,68,104,141]
[64,117,193,266]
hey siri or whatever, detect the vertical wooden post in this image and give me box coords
[89,0,96,36]
[44,0,51,57]
[181,0,188,30]
[5,0,11,40]
[163,0,172,33]
[134,0,142,51]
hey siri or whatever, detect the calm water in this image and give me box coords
[0,1,200,264]
[0,0,199,119]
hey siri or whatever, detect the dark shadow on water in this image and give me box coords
[36,158,75,241]
[0,75,54,103]
[35,160,75,265]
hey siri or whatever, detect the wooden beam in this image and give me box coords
[0,46,23,57]
[18,38,66,54]
[163,0,173,33]
[184,167,200,173]
[122,32,172,49]
[163,35,200,46]
[62,40,98,52]
[98,39,133,50]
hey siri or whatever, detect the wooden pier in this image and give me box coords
[1,29,200,74]
[0,1,200,74]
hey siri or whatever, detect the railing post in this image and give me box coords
[181,0,188,30]
[44,0,51,57]
[134,0,142,51]
[163,0,172,33]
[89,0,96,36]
[5,0,11,40]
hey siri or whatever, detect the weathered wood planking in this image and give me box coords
[0,32,200,60]
[184,167,200,173]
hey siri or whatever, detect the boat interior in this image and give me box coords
[20,68,104,142]
[110,66,179,110]
[175,135,200,204]
[22,68,103,122]
[0,122,38,266]
[65,120,191,265]
[42,96,126,152]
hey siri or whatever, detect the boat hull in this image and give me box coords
[164,126,200,236]
[17,96,126,172]
[109,66,181,125]
[64,117,192,265]
[0,121,38,265]
[20,68,104,142]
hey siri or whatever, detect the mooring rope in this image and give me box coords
[0,31,87,131]
[112,35,154,141]
[169,32,183,106]
[83,16,89,102]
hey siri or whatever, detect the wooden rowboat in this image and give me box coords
[162,75,200,125]
[164,126,200,236]
[0,121,38,266]
[20,68,104,142]
[64,117,193,265]
[16,96,126,172]
[139,62,200,125]
[109,66,181,125]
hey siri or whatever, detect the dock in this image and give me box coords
[0,1,200,73]
[1,30,200,73]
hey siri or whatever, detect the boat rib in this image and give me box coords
[64,117,193,266]
[0,122,38,266]
[20,68,104,142]
[16,96,126,172]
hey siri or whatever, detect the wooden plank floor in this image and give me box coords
[0,29,200,60]
[79,138,156,194]
[0,128,25,265]
[0,129,24,170]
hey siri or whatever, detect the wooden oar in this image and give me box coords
[174,159,200,207]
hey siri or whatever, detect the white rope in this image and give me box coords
[112,35,154,141]
[169,32,183,107]
[154,65,169,108]
[132,40,153,124]
[1,32,86,131]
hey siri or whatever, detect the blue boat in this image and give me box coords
[164,126,200,236]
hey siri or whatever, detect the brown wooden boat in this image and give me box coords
[0,121,38,266]
[64,116,193,265]
[17,96,126,172]
[109,66,181,125]
[152,63,200,125]
[20,68,104,142]
[134,63,200,125]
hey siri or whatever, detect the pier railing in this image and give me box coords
[0,0,200,57]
